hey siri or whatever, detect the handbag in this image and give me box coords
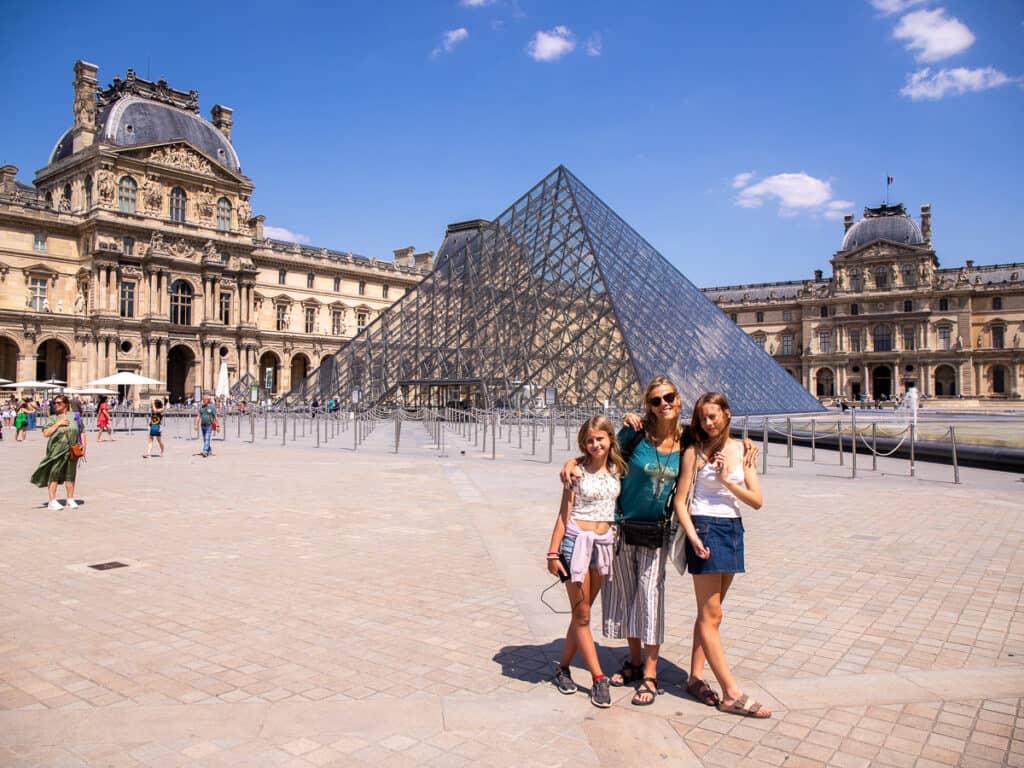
[63,424,85,459]
[621,519,669,549]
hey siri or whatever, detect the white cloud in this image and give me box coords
[868,0,926,16]
[893,9,974,62]
[527,26,576,62]
[584,33,602,57]
[900,66,1018,99]
[734,172,851,219]
[264,225,311,244]
[731,171,755,189]
[460,0,494,6]
[432,28,469,57]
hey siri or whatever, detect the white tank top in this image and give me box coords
[689,446,744,519]
[570,466,620,523]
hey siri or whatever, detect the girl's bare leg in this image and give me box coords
[690,574,733,681]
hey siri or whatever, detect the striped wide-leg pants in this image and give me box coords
[601,539,668,646]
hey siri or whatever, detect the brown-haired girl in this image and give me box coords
[546,415,625,708]
[673,391,769,718]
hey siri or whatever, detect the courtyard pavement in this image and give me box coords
[0,418,1022,767]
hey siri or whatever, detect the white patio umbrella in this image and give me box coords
[87,372,165,387]
[215,361,230,399]
[41,378,66,385]
[63,387,117,395]
[1,380,62,389]
[0,378,11,384]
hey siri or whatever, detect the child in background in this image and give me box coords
[144,399,165,458]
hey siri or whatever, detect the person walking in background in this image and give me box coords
[144,399,165,458]
[30,394,82,510]
[96,395,114,442]
[194,394,218,458]
[673,392,769,718]
[14,399,34,442]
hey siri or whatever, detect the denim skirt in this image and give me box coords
[685,515,745,575]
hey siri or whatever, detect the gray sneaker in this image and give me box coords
[590,676,612,708]
[553,665,577,695]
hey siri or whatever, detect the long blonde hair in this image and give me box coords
[577,415,628,477]
[642,376,682,440]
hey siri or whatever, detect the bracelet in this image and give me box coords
[547,551,559,555]
[546,554,561,560]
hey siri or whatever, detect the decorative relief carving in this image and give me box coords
[149,232,166,253]
[97,171,115,204]
[202,240,221,262]
[167,238,197,261]
[197,191,214,219]
[74,87,96,131]
[97,69,200,114]
[149,146,214,176]
[142,177,163,213]
[237,197,251,228]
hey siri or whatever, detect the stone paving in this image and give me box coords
[0,417,1022,767]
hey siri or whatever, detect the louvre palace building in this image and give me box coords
[0,61,431,403]
[702,204,1024,402]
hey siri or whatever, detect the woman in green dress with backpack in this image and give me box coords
[30,394,82,510]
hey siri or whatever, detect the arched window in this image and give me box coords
[874,266,889,289]
[873,325,893,352]
[849,270,862,292]
[118,176,137,213]
[61,183,72,209]
[83,175,92,209]
[169,187,187,223]
[216,197,231,231]
[815,368,835,398]
[45,191,53,209]
[902,264,916,287]
[169,280,193,325]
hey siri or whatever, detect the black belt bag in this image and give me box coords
[620,519,669,549]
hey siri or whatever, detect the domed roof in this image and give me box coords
[841,203,924,252]
[49,71,240,173]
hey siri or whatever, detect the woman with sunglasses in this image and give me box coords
[30,395,82,510]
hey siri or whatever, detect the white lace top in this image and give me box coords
[570,466,620,523]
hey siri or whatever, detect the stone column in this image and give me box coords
[108,268,117,313]
[97,267,107,313]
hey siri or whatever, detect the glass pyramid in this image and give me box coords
[284,166,824,416]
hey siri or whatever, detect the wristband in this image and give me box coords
[546,555,561,560]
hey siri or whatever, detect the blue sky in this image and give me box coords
[2,0,1021,287]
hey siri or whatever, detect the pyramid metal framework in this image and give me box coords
[283,166,824,416]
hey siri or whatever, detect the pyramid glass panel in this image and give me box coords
[284,166,824,416]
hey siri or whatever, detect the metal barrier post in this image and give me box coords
[532,416,537,455]
[810,418,816,462]
[315,412,321,448]
[292,411,297,442]
[250,412,255,443]
[394,409,401,453]
[838,420,844,465]
[786,417,793,467]
[565,414,571,451]
[264,408,268,440]
[872,422,878,472]
[950,426,960,484]
[491,414,496,460]
[909,423,915,477]
[851,410,858,479]
[281,409,287,446]
[353,413,358,451]
[481,413,488,453]
[548,414,554,464]
[518,415,523,449]
[743,415,749,441]
[761,417,768,475]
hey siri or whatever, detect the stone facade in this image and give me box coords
[703,204,1024,402]
[0,62,431,403]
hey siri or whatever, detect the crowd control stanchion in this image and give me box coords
[838,420,844,466]
[532,417,537,456]
[481,413,487,454]
[850,410,858,479]
[491,414,497,461]
[548,414,554,464]
[281,409,287,446]
[394,409,401,453]
[810,418,816,463]
[871,423,878,472]
[353,413,358,451]
[950,426,960,484]
[786,417,793,468]
[249,412,255,443]
[264,408,269,440]
[909,423,916,477]
[565,414,571,451]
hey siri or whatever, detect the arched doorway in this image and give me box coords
[259,351,280,395]
[815,368,835,398]
[872,365,893,401]
[318,355,337,403]
[35,339,69,382]
[934,365,956,396]
[0,336,18,381]
[290,353,310,390]
[167,345,196,404]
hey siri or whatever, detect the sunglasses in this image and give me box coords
[647,392,677,407]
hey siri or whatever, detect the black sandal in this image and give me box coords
[609,659,643,687]
[685,676,720,707]
[631,677,658,706]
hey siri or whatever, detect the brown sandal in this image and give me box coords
[717,694,771,718]
[685,676,720,706]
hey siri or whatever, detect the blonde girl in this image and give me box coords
[546,415,626,708]
[673,392,769,718]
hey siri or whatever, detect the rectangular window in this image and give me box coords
[992,326,1005,349]
[276,304,287,331]
[993,297,1003,311]
[753,335,765,350]
[382,284,390,299]
[818,331,830,353]
[278,269,286,285]
[729,313,737,323]
[331,309,342,335]
[333,276,341,292]
[307,273,314,289]
[29,276,47,312]
[851,303,859,316]
[755,311,764,322]
[219,291,231,324]
[939,326,951,350]
[903,300,913,312]
[119,281,135,318]
[849,330,861,352]
[357,311,367,330]
[123,236,134,256]
[782,310,792,322]
[33,233,46,252]
[358,281,366,296]
[820,306,828,318]
[903,326,915,350]
[782,334,793,355]
[305,307,315,333]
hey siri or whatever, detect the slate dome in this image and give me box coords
[841,204,924,252]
